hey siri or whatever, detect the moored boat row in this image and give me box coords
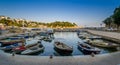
[0,30,119,56]
[77,31,120,49]
[0,30,54,55]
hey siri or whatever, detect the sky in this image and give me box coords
[0,0,120,27]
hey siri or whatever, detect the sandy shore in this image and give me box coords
[0,30,120,65]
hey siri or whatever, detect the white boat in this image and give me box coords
[89,39,119,49]
[21,43,44,55]
[54,38,73,54]
[83,38,91,43]
[13,42,41,54]
[87,36,102,39]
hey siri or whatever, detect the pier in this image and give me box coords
[87,29,120,44]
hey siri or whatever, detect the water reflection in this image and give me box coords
[38,32,117,56]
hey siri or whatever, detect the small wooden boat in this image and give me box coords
[25,43,38,48]
[34,36,42,40]
[78,33,91,39]
[77,42,101,55]
[26,38,40,44]
[13,40,41,54]
[78,35,86,39]
[0,39,25,46]
[21,43,44,55]
[17,34,29,39]
[54,41,73,54]
[83,38,91,43]
[8,37,23,40]
[0,43,23,51]
[89,39,119,49]
[43,37,52,42]
[87,36,102,39]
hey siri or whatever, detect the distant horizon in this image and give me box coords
[0,0,120,27]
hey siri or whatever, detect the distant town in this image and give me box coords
[0,15,80,29]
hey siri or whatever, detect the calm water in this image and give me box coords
[35,32,117,56]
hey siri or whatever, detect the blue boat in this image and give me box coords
[0,43,22,51]
[8,37,23,40]
[17,34,30,39]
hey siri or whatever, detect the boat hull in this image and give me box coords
[77,45,100,55]
[0,40,25,46]
[21,47,44,55]
[88,41,119,49]
[0,43,20,51]
[54,47,73,55]
[21,43,44,55]
[54,41,73,55]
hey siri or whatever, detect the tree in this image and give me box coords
[112,7,120,29]
[0,16,78,28]
[103,17,112,28]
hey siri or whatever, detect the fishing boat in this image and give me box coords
[78,33,91,39]
[46,29,54,35]
[77,42,101,54]
[83,38,91,43]
[78,35,86,39]
[0,43,23,51]
[89,39,119,49]
[17,34,29,39]
[87,36,102,39]
[54,40,73,54]
[43,37,52,42]
[13,46,26,54]
[39,31,48,39]
[34,36,42,40]
[8,37,23,40]
[21,43,44,55]
[0,39,25,46]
